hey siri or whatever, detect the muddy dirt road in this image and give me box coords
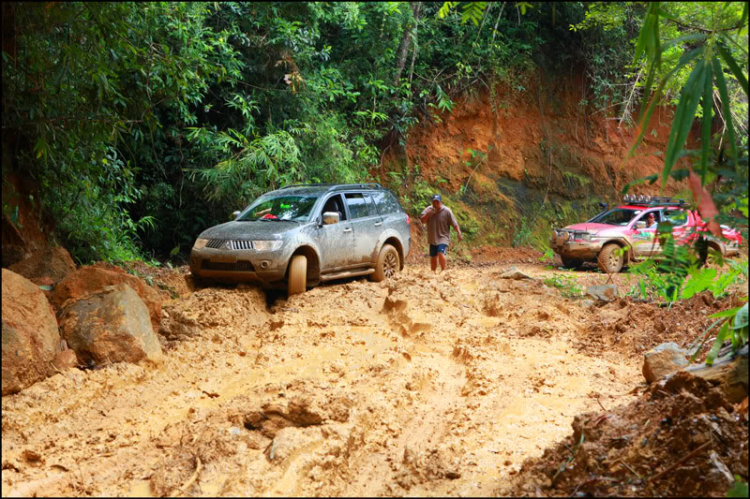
[0,262,724,496]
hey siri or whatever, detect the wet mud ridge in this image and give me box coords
[1,264,744,496]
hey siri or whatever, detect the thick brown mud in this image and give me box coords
[1,262,744,497]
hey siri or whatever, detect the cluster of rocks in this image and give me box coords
[2,247,164,396]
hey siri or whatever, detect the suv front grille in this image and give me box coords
[206,239,253,250]
[201,260,255,272]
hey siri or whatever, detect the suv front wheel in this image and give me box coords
[371,244,400,282]
[287,255,307,296]
[597,243,624,273]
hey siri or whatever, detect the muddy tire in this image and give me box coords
[597,244,624,273]
[287,255,307,296]
[561,256,583,269]
[370,244,400,282]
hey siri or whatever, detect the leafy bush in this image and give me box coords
[543,272,584,298]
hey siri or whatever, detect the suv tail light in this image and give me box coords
[406,214,411,225]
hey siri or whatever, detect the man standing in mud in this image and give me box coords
[420,194,462,273]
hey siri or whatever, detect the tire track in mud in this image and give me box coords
[2,266,643,497]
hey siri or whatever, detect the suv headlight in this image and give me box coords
[253,240,283,251]
[194,238,209,249]
[580,233,592,242]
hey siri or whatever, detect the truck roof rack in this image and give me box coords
[622,194,689,207]
[279,183,383,191]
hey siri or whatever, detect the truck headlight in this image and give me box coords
[581,233,592,242]
[252,240,283,251]
[193,238,209,249]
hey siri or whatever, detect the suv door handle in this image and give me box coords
[343,228,353,233]
[374,222,383,227]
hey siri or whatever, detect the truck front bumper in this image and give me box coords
[550,238,604,260]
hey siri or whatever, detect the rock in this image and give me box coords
[51,265,162,332]
[643,342,688,383]
[580,299,596,309]
[8,246,76,285]
[499,267,534,280]
[51,349,78,370]
[586,284,618,302]
[2,269,61,396]
[58,283,163,367]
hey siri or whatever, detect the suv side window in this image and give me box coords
[344,193,372,219]
[371,190,401,215]
[321,194,347,221]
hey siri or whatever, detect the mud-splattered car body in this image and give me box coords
[550,196,743,272]
[190,184,411,289]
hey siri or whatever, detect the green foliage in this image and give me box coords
[626,234,745,305]
[727,478,749,498]
[543,272,584,298]
[628,2,748,183]
[692,302,749,367]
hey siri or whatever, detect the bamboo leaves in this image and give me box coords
[627,1,748,191]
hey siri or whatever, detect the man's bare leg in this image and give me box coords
[438,252,447,271]
[430,256,438,272]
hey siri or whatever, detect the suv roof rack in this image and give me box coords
[279,183,382,191]
[622,194,689,207]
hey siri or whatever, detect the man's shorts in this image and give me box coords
[429,244,448,257]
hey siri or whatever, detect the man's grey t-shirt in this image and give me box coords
[421,205,459,246]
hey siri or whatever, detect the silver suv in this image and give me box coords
[189,183,411,295]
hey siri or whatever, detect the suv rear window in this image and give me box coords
[371,191,402,215]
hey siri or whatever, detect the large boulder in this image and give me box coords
[51,265,162,331]
[2,269,61,396]
[8,246,76,285]
[643,342,689,383]
[58,283,164,367]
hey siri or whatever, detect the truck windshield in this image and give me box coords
[237,195,319,222]
[588,208,641,226]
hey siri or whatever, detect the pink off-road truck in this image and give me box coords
[551,195,743,273]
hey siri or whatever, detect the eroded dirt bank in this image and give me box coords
[0,263,744,497]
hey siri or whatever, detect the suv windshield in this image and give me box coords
[589,208,641,226]
[237,194,318,222]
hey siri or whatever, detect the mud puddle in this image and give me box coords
[2,264,675,496]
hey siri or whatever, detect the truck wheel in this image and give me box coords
[561,256,583,269]
[597,244,624,273]
[370,244,400,282]
[287,255,307,296]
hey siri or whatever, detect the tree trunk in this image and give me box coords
[408,16,419,84]
[393,2,421,86]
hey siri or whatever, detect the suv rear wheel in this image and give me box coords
[597,243,624,273]
[371,244,400,282]
[287,255,307,296]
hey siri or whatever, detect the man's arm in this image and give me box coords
[420,206,433,224]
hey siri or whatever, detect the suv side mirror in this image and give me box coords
[635,221,646,229]
[232,210,241,219]
[322,211,340,225]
